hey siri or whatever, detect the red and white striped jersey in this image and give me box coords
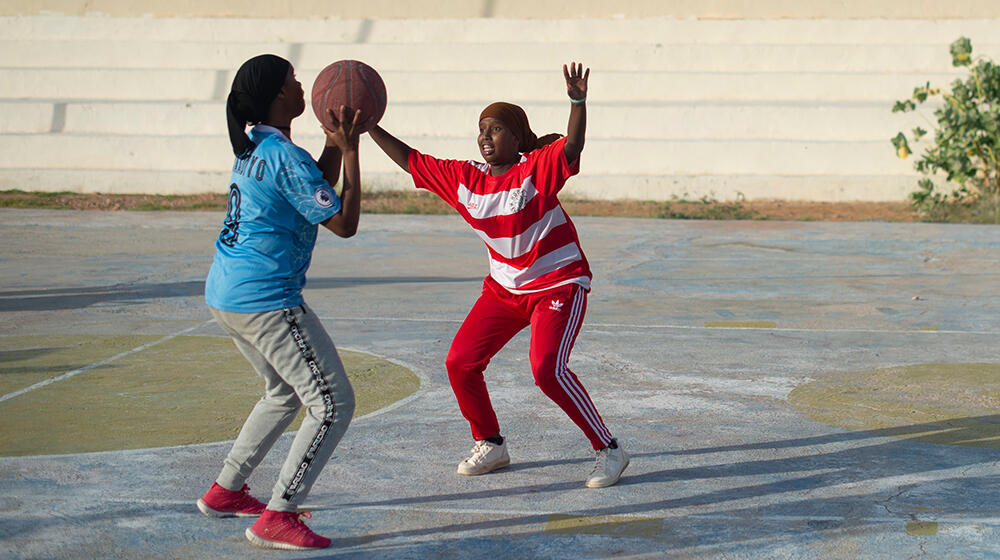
[408,137,592,294]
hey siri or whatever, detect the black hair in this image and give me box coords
[225,54,291,157]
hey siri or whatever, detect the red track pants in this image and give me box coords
[445,276,614,450]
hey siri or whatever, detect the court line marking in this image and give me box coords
[338,346,431,423]
[323,315,1000,336]
[0,337,431,458]
[0,320,214,404]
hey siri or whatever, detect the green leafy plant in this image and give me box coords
[892,37,1000,223]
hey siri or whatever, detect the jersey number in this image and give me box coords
[220,183,241,246]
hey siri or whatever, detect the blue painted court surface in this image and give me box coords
[1,209,999,559]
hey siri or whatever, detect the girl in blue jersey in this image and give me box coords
[195,54,362,551]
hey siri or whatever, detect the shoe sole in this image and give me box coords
[245,528,329,551]
[586,456,630,488]
[457,456,511,476]
[196,499,261,518]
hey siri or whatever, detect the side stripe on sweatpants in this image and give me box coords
[281,307,336,501]
[553,288,614,446]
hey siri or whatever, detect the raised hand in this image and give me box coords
[563,62,590,102]
[322,105,363,150]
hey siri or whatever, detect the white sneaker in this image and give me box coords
[457,439,510,475]
[586,441,629,488]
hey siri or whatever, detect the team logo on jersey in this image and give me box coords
[506,187,527,214]
[314,188,334,208]
[548,299,564,312]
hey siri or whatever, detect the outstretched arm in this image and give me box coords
[320,106,363,238]
[563,62,589,164]
[368,125,413,174]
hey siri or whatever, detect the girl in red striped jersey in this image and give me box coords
[369,62,628,488]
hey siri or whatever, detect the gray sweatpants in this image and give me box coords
[210,304,355,512]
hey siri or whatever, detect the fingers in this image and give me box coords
[563,61,590,94]
[348,107,363,128]
[564,62,589,101]
[337,105,356,127]
[325,107,341,128]
[564,61,588,79]
[325,106,364,133]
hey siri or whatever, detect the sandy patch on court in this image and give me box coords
[0,335,419,457]
[788,363,1000,448]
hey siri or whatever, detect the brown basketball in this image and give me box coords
[311,60,387,133]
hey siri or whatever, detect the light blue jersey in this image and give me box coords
[206,125,341,312]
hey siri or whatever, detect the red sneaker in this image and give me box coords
[245,510,332,550]
[196,483,266,518]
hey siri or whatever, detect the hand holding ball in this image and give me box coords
[311,60,387,133]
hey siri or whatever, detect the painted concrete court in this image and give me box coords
[1,208,999,559]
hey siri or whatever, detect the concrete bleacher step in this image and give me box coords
[3,15,998,45]
[0,68,969,103]
[1,15,995,201]
[0,99,930,144]
[0,164,917,197]
[0,134,911,179]
[4,39,997,73]
[0,167,918,202]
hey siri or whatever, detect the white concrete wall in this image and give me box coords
[2,3,999,201]
[6,1,1000,19]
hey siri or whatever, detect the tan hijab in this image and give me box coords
[479,102,562,153]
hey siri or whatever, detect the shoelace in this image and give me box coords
[263,511,314,537]
[590,448,610,475]
[275,511,312,529]
[234,485,260,506]
[468,442,492,462]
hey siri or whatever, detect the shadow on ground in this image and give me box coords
[0,276,481,311]
[322,416,999,551]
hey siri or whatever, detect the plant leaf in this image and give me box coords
[950,37,973,67]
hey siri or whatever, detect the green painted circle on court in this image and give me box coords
[788,363,1000,448]
[0,335,420,457]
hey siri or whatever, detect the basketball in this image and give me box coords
[311,60,387,133]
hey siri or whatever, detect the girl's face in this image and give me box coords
[478,117,520,166]
[279,67,306,118]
